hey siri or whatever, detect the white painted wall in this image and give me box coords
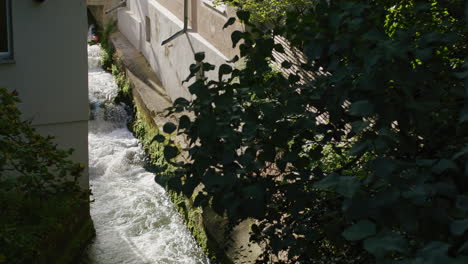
[0,0,89,188]
[117,0,241,101]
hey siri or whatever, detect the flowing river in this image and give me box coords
[83,44,209,264]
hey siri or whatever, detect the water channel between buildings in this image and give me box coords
[82,44,209,264]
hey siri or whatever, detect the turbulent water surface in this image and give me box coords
[84,45,208,264]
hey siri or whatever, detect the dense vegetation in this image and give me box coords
[0,87,91,263]
[159,0,467,263]
[217,0,315,24]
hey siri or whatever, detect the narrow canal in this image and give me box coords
[83,44,209,264]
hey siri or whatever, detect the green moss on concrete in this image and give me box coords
[112,64,133,107]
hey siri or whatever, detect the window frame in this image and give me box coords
[0,0,13,63]
[145,16,151,43]
[202,0,227,15]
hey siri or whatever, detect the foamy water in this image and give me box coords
[83,44,209,264]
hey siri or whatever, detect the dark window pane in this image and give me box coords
[0,0,8,53]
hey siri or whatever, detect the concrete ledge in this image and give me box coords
[111,31,172,117]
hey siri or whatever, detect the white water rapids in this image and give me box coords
[83,44,209,264]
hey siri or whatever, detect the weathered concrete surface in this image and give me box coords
[110,31,262,264]
[111,31,172,116]
[117,0,244,102]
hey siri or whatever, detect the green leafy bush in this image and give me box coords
[162,0,467,263]
[99,22,116,71]
[0,87,88,263]
[219,0,315,24]
[0,87,83,194]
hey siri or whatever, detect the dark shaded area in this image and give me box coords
[0,0,8,53]
[87,8,97,28]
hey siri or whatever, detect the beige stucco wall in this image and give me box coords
[117,0,243,101]
[196,1,241,59]
[0,0,89,188]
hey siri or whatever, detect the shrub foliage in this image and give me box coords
[0,87,86,263]
[161,0,468,263]
[0,87,83,194]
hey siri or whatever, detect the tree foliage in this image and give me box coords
[0,87,87,263]
[218,0,315,24]
[162,0,468,262]
[0,87,83,195]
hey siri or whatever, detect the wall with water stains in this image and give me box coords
[0,0,89,188]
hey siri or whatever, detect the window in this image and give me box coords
[145,16,151,42]
[202,0,226,14]
[0,0,12,61]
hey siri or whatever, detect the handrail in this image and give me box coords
[161,0,188,45]
[105,0,127,15]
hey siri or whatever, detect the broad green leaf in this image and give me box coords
[348,140,369,156]
[202,62,215,72]
[315,173,340,190]
[226,55,239,63]
[281,61,292,69]
[372,159,396,180]
[164,146,179,160]
[364,231,408,257]
[417,241,450,259]
[432,159,458,174]
[456,195,468,211]
[415,48,432,61]
[223,17,236,29]
[351,120,370,134]
[315,173,360,198]
[194,52,205,62]
[458,241,468,253]
[178,115,191,130]
[342,220,376,241]
[163,122,177,134]
[460,104,468,123]
[151,134,165,143]
[236,10,250,22]
[219,64,233,79]
[402,184,431,205]
[336,176,361,198]
[349,100,375,117]
[274,44,285,53]
[450,219,468,236]
[454,71,468,79]
[231,31,243,47]
[452,146,468,160]
[174,97,190,107]
[447,257,468,264]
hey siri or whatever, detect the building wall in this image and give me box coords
[117,0,243,101]
[87,0,121,27]
[0,0,89,188]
